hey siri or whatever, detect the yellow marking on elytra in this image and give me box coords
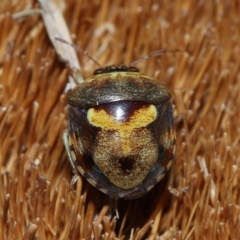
[87,105,157,154]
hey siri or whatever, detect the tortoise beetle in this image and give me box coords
[63,65,176,199]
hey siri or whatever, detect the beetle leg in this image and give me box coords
[109,198,119,219]
[63,129,78,174]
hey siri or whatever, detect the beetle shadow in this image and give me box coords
[84,169,173,237]
[116,171,173,236]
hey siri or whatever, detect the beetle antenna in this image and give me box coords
[55,37,102,68]
[130,49,179,66]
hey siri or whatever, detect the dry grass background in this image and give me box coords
[1,0,240,239]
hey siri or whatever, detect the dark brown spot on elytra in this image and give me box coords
[118,157,135,174]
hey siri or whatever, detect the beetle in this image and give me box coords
[63,64,176,199]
